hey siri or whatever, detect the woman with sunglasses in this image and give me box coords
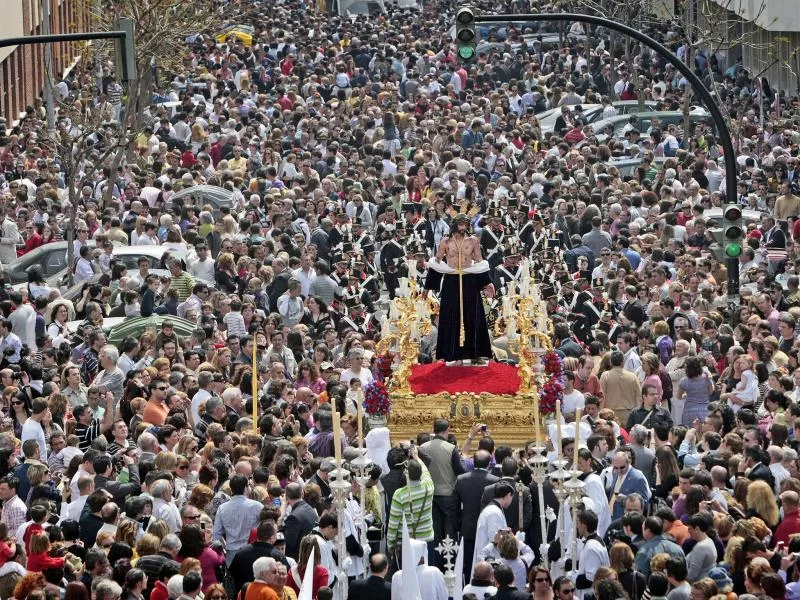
[530,566,554,600]
[5,387,29,439]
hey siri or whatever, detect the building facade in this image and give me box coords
[0,0,91,124]
[707,0,800,94]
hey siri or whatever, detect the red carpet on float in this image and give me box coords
[408,362,521,395]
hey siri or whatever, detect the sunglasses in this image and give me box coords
[536,578,550,583]
[561,589,575,594]
[155,386,168,391]
[183,512,199,518]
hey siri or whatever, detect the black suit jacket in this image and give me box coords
[308,472,331,498]
[229,541,289,590]
[347,574,392,600]
[94,464,141,504]
[492,585,533,599]
[455,469,500,539]
[283,500,318,560]
[269,269,292,312]
[481,476,533,533]
[381,467,406,517]
[748,462,776,490]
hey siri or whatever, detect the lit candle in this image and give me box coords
[381,318,391,339]
[332,407,342,464]
[574,408,582,468]
[556,400,562,461]
[407,258,417,281]
[357,386,364,448]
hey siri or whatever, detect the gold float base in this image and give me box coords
[387,390,539,447]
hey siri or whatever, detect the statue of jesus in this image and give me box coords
[425,213,495,365]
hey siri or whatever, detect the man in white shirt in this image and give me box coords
[291,254,316,297]
[21,399,49,459]
[151,479,182,533]
[617,332,643,382]
[562,372,586,418]
[188,243,216,281]
[60,476,94,523]
[9,292,37,354]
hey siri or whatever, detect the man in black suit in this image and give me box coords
[481,457,533,536]
[282,482,319,560]
[347,553,392,600]
[92,454,141,504]
[743,445,776,490]
[229,519,288,590]
[307,458,334,499]
[268,257,292,312]
[454,450,499,578]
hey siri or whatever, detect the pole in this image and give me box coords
[252,346,258,434]
[0,31,127,49]
[41,0,55,133]
[473,13,738,206]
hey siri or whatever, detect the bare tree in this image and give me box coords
[41,0,218,274]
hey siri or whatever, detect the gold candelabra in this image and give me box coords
[376,277,431,396]
[493,293,553,396]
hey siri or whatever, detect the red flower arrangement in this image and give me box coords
[539,351,564,414]
[364,381,391,416]
[374,352,395,385]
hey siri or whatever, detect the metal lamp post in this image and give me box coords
[564,472,587,576]
[348,449,374,579]
[548,458,570,562]
[329,468,351,599]
[528,449,551,567]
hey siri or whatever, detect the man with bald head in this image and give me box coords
[454,449,499,577]
[295,387,316,407]
[774,490,800,547]
[463,560,497,598]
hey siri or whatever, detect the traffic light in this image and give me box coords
[455,5,477,62]
[114,17,136,84]
[723,203,744,258]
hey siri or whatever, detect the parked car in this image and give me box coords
[538,101,706,134]
[590,110,714,142]
[48,246,172,289]
[166,184,235,217]
[3,240,101,285]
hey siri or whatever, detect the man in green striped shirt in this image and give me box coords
[386,446,435,553]
[167,257,196,302]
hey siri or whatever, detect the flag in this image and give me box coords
[454,537,465,600]
[298,545,316,600]
[401,514,422,600]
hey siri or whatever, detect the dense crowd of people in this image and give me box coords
[0,0,800,599]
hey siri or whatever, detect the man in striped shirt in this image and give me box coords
[166,257,196,302]
[386,446,434,554]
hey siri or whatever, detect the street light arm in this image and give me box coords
[474,13,737,206]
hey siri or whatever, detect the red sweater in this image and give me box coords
[774,507,800,548]
[27,551,65,573]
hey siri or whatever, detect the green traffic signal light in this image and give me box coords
[457,46,476,60]
[725,242,742,258]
